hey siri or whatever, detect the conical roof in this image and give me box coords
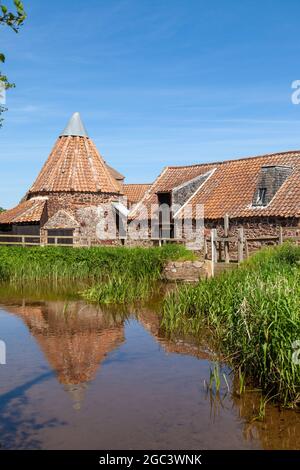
[61,112,88,137]
[28,113,121,195]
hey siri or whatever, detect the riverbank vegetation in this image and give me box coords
[0,244,193,302]
[162,243,300,407]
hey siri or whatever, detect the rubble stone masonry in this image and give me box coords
[204,216,300,260]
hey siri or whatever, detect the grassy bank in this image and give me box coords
[0,244,193,303]
[162,244,300,407]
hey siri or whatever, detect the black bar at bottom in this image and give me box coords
[0,450,299,467]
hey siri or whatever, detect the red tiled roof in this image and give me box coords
[129,163,216,219]
[123,184,152,204]
[0,198,47,224]
[182,151,300,219]
[131,151,300,220]
[106,164,125,182]
[28,136,121,195]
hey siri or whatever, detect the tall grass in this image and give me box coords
[162,243,300,407]
[82,276,162,304]
[0,244,193,303]
[0,244,192,283]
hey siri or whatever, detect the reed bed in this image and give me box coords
[82,276,163,304]
[0,244,193,303]
[162,243,300,407]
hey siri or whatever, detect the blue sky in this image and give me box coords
[1,0,300,208]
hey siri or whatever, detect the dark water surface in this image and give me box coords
[0,287,299,450]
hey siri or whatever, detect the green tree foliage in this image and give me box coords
[0,1,26,126]
[0,207,5,212]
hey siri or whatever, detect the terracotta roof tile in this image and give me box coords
[29,136,121,195]
[131,151,300,220]
[123,184,152,204]
[129,163,216,219]
[106,164,125,181]
[0,198,47,224]
[185,151,300,219]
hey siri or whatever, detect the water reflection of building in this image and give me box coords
[4,299,299,448]
[138,308,300,450]
[5,299,212,410]
[4,301,125,407]
[136,307,211,360]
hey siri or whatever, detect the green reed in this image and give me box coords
[0,244,194,303]
[0,244,192,283]
[162,243,300,407]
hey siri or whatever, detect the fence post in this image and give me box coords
[54,237,58,246]
[237,227,244,264]
[211,229,217,277]
[22,236,25,247]
[279,226,283,245]
[224,214,230,263]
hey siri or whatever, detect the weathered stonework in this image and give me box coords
[28,192,118,221]
[163,260,207,282]
[204,216,300,260]
[43,210,80,230]
[32,192,121,245]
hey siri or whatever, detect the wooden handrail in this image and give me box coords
[246,236,279,242]
[0,241,41,245]
[0,233,185,247]
[0,234,40,239]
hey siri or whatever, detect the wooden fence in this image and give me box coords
[0,234,86,247]
[0,234,184,247]
[0,234,42,246]
[206,224,300,277]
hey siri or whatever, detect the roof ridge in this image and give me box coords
[167,149,300,169]
[124,183,152,186]
[167,162,216,169]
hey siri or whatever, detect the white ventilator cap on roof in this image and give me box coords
[61,112,88,137]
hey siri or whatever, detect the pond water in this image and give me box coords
[0,286,299,450]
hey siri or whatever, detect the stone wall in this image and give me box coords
[204,216,300,260]
[124,238,156,248]
[32,192,118,220]
[36,192,121,245]
[163,260,208,282]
